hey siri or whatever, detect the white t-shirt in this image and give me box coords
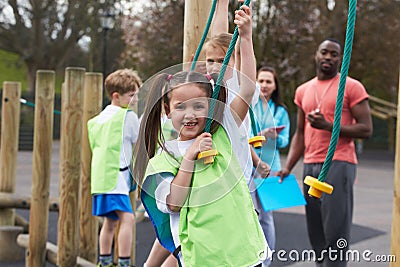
[226,69,260,184]
[95,105,139,195]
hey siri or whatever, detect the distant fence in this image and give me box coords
[0,92,62,150]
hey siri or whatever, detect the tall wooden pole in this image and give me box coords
[388,117,395,152]
[79,73,103,263]
[390,67,400,267]
[183,0,212,64]
[130,191,137,265]
[0,82,21,226]
[58,67,85,267]
[27,70,55,267]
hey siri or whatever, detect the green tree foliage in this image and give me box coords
[250,0,400,111]
[352,0,400,100]
[121,0,400,114]
[119,0,184,115]
[0,0,125,92]
[0,49,27,89]
[120,0,184,80]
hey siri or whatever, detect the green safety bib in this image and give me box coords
[142,127,267,266]
[88,108,128,194]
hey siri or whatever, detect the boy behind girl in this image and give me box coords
[88,69,141,267]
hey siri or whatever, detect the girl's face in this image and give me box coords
[166,84,209,141]
[205,45,234,79]
[257,71,276,99]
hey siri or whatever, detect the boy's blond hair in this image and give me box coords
[204,33,233,54]
[104,69,142,99]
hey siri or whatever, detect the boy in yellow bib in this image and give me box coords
[88,69,141,267]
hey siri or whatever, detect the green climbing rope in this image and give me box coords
[249,107,260,139]
[20,98,61,115]
[317,0,357,182]
[205,0,251,133]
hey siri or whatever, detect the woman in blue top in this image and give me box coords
[253,65,290,267]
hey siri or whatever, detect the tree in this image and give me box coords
[0,0,120,92]
[352,0,400,100]
[251,0,328,113]
[120,0,185,80]
[120,0,400,113]
[251,0,400,111]
[120,0,184,115]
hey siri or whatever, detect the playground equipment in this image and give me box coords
[0,81,24,261]
[369,95,397,151]
[0,0,212,265]
[80,73,103,263]
[27,70,56,267]
[0,0,399,266]
[391,68,400,267]
[0,68,113,267]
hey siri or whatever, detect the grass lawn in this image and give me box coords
[0,49,65,93]
[0,49,28,90]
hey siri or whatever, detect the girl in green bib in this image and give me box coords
[134,5,270,266]
[135,69,270,267]
[136,70,274,267]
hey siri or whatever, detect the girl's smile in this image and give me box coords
[166,84,209,141]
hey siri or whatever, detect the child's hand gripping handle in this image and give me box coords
[197,149,218,164]
[189,132,216,164]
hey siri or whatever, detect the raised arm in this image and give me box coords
[229,4,256,122]
[211,0,229,36]
[211,0,244,73]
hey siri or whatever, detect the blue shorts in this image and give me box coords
[92,194,133,220]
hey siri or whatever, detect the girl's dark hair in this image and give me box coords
[257,65,285,108]
[133,71,227,188]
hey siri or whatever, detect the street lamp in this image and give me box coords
[100,10,116,81]
[327,0,335,11]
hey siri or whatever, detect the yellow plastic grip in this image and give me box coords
[197,149,218,164]
[248,136,266,148]
[304,176,334,198]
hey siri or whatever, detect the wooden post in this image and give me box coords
[79,73,103,263]
[0,192,58,211]
[18,234,97,267]
[26,70,55,267]
[388,117,395,152]
[183,0,212,64]
[130,191,137,265]
[390,67,400,267]
[58,67,85,267]
[0,82,21,226]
